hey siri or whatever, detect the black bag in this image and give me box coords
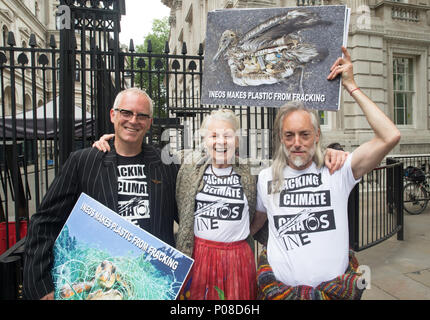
[404,166,425,182]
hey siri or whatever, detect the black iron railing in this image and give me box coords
[388,154,430,173]
[349,160,404,251]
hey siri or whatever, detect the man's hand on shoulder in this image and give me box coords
[325,148,349,175]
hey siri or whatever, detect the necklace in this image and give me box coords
[210,164,233,178]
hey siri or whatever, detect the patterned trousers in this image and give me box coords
[257,248,365,300]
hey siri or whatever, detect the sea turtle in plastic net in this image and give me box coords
[59,260,131,300]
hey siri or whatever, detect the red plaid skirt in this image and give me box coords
[179,236,256,300]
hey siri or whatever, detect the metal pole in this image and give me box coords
[348,184,360,251]
[59,2,75,166]
[396,162,404,241]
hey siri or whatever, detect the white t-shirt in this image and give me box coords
[256,154,360,287]
[194,166,250,242]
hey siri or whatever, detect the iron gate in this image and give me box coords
[348,160,404,252]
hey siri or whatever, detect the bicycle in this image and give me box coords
[403,165,430,215]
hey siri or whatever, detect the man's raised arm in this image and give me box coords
[327,46,401,180]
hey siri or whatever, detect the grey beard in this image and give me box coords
[285,142,316,169]
[290,155,307,168]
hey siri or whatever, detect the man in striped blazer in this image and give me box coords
[23,88,179,300]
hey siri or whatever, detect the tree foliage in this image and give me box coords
[139,17,169,55]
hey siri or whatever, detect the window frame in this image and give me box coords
[318,110,331,132]
[392,55,415,127]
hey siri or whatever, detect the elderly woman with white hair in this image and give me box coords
[174,108,266,300]
[93,108,347,300]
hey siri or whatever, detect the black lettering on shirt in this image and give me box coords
[194,199,244,221]
[272,209,336,251]
[279,190,331,207]
[268,173,322,193]
[274,209,336,237]
[200,173,244,200]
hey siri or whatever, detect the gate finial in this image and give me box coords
[29,34,37,47]
[7,31,16,46]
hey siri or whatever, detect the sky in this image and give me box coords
[119,0,171,47]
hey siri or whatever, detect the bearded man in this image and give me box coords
[251,47,401,300]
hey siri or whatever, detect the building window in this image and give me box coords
[2,25,8,47]
[24,94,32,112]
[185,4,193,24]
[35,2,40,19]
[393,57,414,125]
[4,86,11,115]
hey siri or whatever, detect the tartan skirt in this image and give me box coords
[179,236,257,300]
[256,248,365,300]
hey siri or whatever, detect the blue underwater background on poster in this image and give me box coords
[51,193,193,300]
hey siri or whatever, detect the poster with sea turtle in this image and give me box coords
[51,193,194,300]
[201,5,350,110]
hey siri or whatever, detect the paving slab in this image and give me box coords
[371,273,430,300]
[355,208,430,300]
[405,269,430,288]
[361,285,397,300]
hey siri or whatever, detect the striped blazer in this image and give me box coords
[23,142,179,300]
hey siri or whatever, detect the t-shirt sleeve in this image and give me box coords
[341,152,361,193]
[256,171,267,213]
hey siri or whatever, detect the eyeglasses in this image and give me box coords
[114,108,151,121]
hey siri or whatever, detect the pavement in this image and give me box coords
[357,206,430,300]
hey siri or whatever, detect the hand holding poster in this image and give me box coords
[201,5,350,110]
[51,193,193,300]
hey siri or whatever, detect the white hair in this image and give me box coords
[199,109,241,156]
[200,108,240,133]
[113,87,154,117]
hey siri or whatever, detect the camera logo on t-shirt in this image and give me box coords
[117,164,150,227]
[274,209,336,251]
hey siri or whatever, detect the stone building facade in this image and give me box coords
[162,0,430,155]
[0,0,59,114]
[0,0,95,116]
